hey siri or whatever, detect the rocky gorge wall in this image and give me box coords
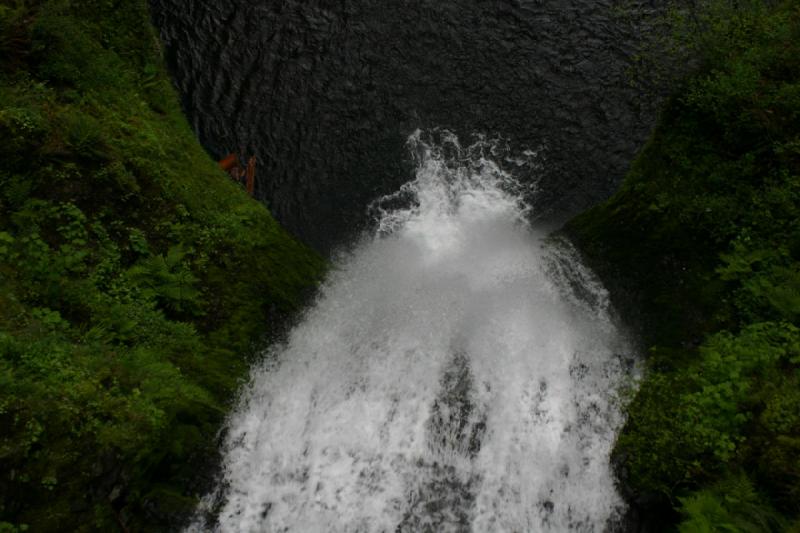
[150,0,663,251]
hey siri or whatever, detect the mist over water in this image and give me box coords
[189,131,637,532]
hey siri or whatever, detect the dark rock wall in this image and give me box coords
[150,0,661,251]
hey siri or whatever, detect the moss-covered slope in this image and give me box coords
[0,1,324,531]
[568,1,800,530]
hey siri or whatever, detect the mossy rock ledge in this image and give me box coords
[0,1,324,531]
[567,1,800,530]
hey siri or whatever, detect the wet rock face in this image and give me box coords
[150,0,660,251]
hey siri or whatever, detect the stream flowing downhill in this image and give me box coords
[189,131,638,532]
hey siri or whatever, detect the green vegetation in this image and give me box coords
[568,0,800,529]
[0,1,324,530]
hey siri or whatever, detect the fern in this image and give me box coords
[678,475,787,532]
[126,245,202,315]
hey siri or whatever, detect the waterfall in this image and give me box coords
[189,130,638,532]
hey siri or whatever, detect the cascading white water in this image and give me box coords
[189,131,637,533]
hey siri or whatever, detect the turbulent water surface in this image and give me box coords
[150,0,664,250]
[190,132,637,532]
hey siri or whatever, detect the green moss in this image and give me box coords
[567,0,800,528]
[0,0,324,530]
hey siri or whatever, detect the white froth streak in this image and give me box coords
[187,130,638,532]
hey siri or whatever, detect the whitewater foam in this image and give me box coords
[188,130,637,532]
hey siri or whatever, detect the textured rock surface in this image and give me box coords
[150,0,662,251]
